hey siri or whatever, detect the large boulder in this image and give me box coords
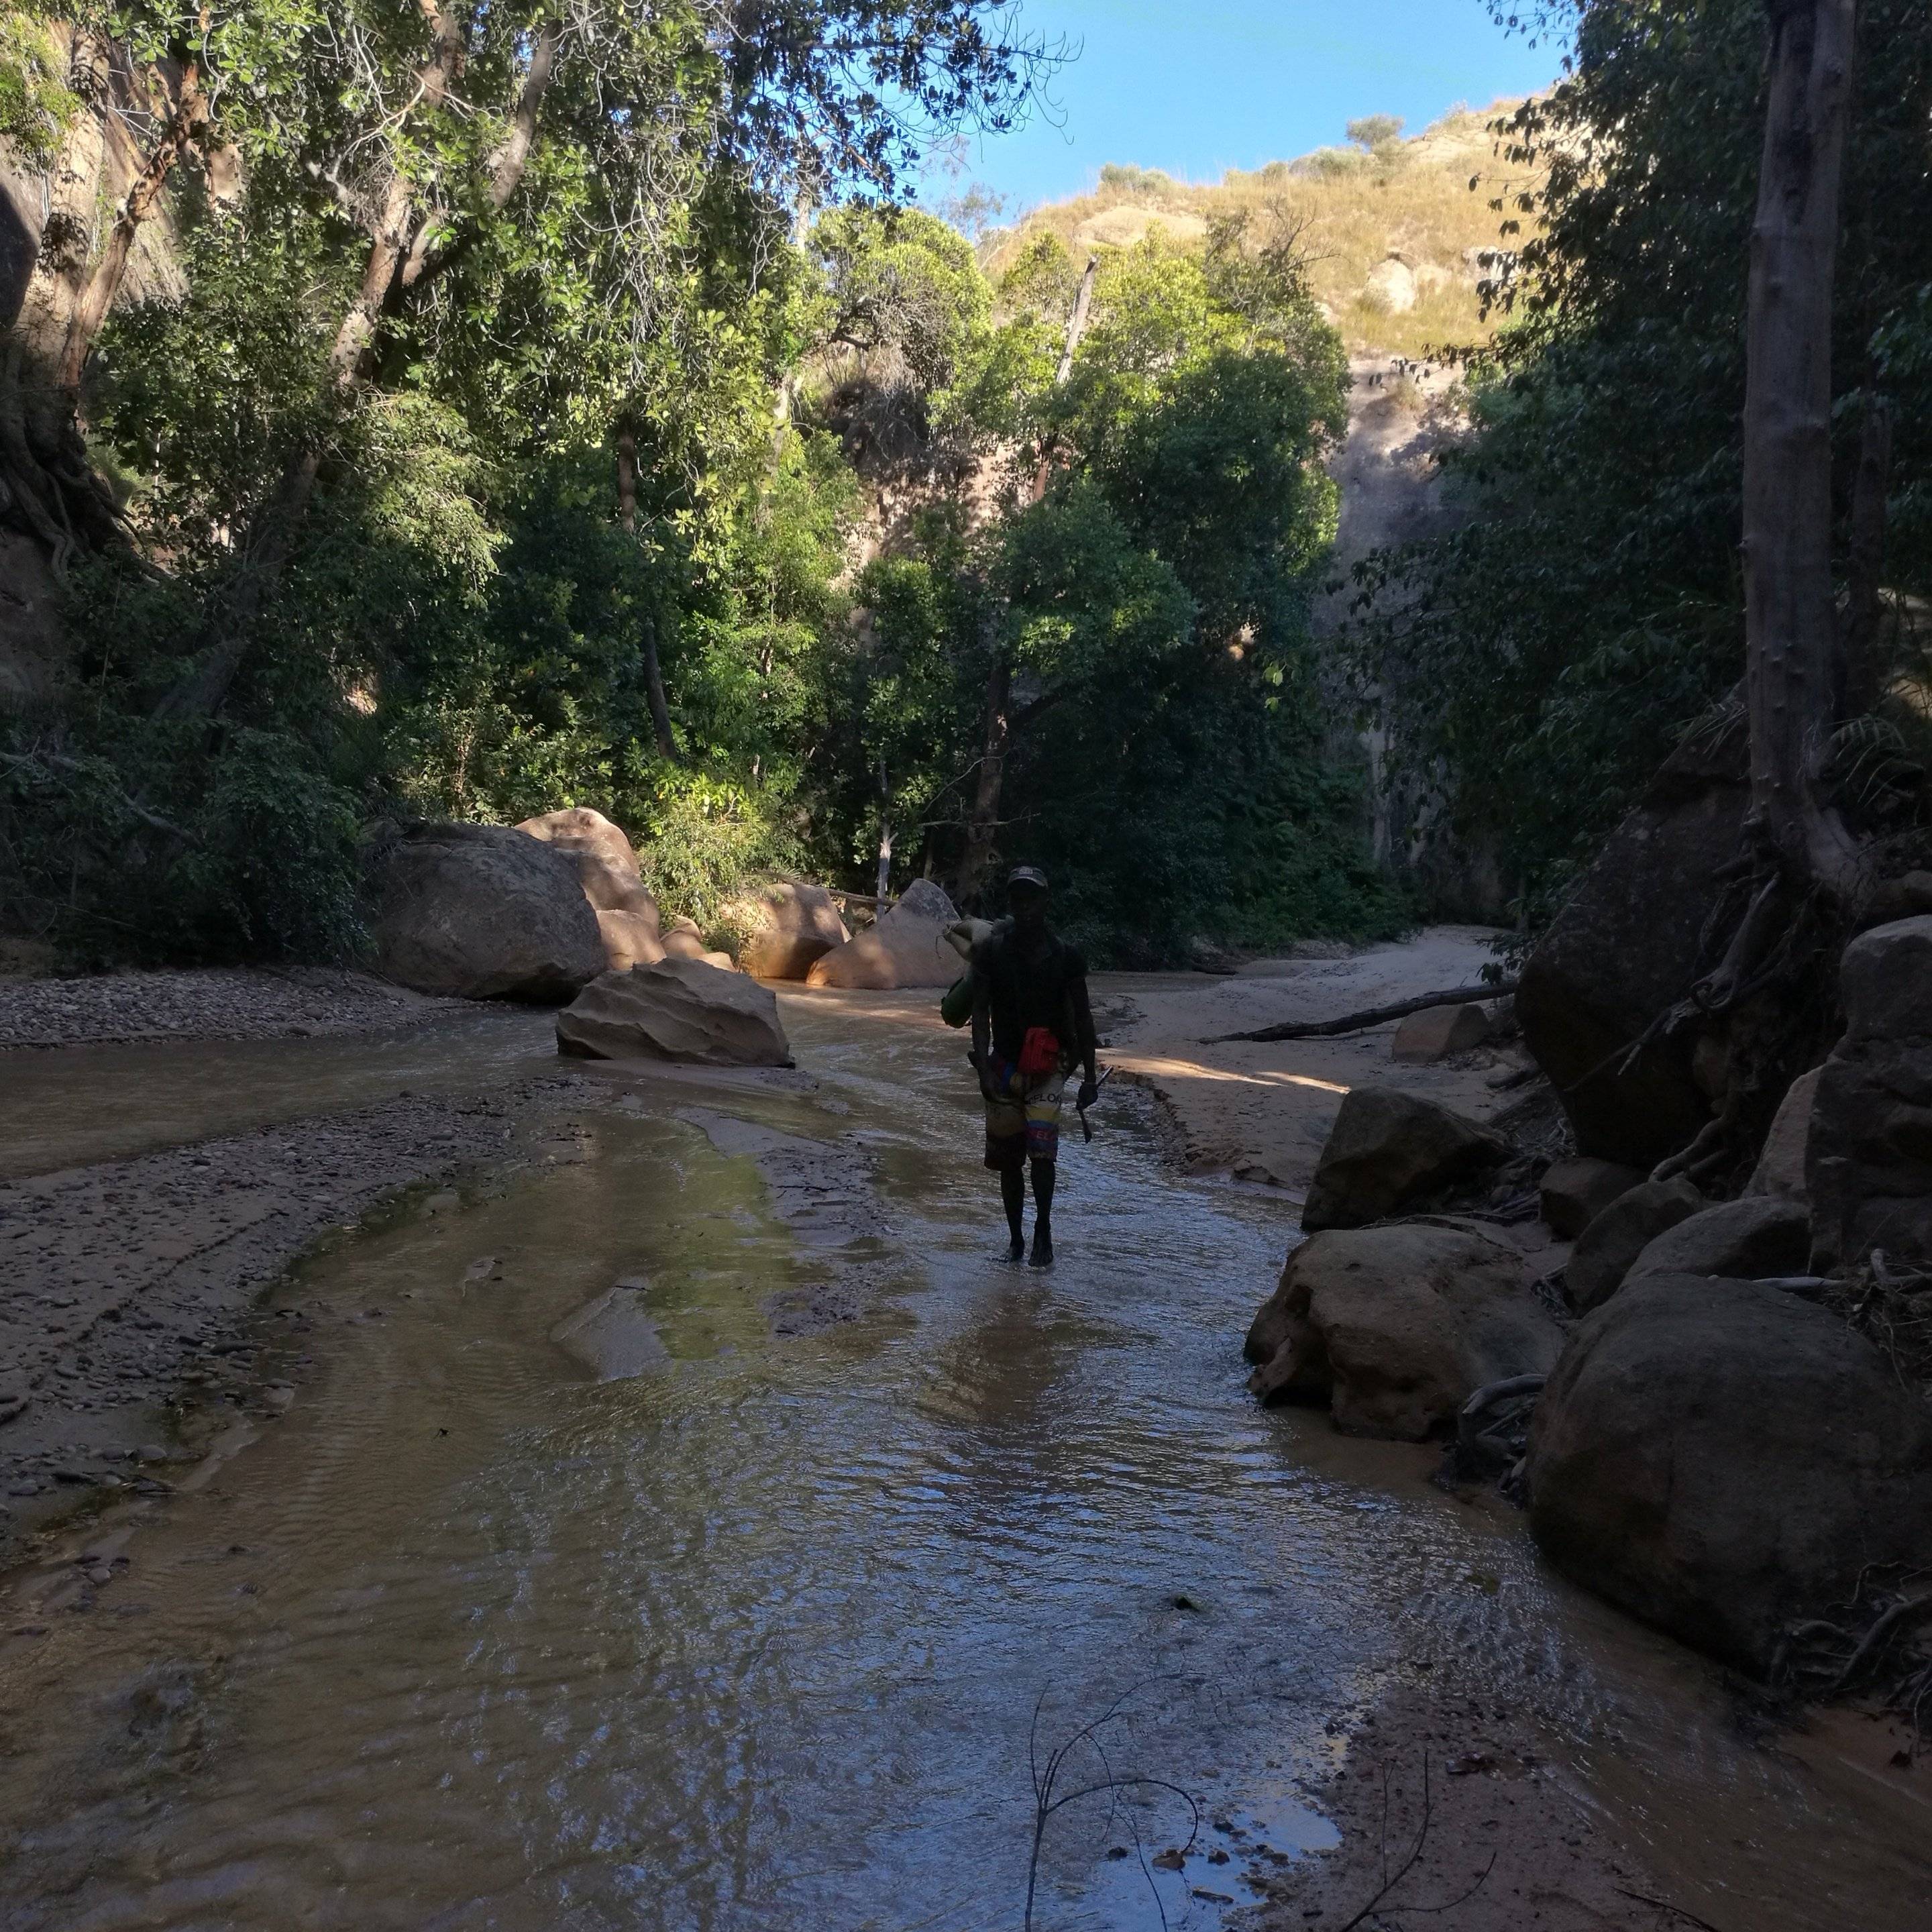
[1526,1275,1932,1670]
[1389,1001,1492,1064]
[660,916,737,972]
[721,880,851,980]
[806,878,961,990]
[1517,723,1748,1167]
[1623,1196,1811,1287]
[596,911,664,971]
[1538,1157,1644,1240]
[1300,1088,1509,1232]
[555,960,792,1066]
[1810,916,1932,1271]
[1565,1176,1703,1313]
[369,822,605,1002]
[1244,1220,1562,1440]
[517,807,664,968]
[1746,1065,1822,1201]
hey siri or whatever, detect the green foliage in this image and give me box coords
[1349,0,1932,922]
[812,205,991,389]
[634,769,807,931]
[0,9,78,165]
[1097,162,1177,198]
[0,716,364,963]
[5,0,1403,969]
[1344,114,1403,158]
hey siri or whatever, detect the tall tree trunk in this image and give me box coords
[875,757,893,902]
[58,59,207,395]
[616,424,681,763]
[0,29,148,568]
[1742,0,1860,887]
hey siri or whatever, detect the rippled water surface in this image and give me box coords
[1,996,1925,1930]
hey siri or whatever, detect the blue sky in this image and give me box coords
[935,1,1568,213]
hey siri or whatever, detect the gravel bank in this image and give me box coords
[0,1077,588,1561]
[0,965,464,1049]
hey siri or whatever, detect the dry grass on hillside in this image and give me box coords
[983,103,1545,361]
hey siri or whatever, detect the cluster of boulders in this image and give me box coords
[1244,1087,1560,1441]
[360,806,972,1067]
[1246,907,1932,1675]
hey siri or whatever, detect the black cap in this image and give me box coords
[1007,865,1049,892]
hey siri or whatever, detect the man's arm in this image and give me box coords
[1069,975,1099,1104]
[971,969,997,1102]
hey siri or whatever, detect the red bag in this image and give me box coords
[1018,1026,1061,1076]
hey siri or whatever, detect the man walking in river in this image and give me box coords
[970,867,1100,1267]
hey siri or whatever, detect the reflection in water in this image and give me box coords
[0,1000,1925,1931]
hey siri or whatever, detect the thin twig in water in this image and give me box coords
[1022,1686,1201,1932]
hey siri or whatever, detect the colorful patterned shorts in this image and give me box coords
[983,1063,1067,1171]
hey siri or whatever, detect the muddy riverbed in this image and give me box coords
[1,990,1927,1930]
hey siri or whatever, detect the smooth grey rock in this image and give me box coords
[1746,1066,1822,1201]
[1516,724,1746,1167]
[1624,1195,1811,1286]
[1300,1088,1509,1232]
[1566,1176,1702,1312]
[1810,916,1932,1270]
[1527,1274,1932,1671]
[555,959,792,1066]
[368,822,605,1002]
[1539,1156,1645,1240]
[1245,1220,1560,1440]
[1390,1002,1493,1064]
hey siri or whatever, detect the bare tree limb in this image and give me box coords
[1203,981,1515,1045]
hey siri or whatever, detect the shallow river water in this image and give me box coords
[1,994,1926,1930]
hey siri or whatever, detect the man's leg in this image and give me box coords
[1028,1158,1056,1267]
[1000,1167,1026,1259]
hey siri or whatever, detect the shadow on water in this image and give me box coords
[0,994,1925,1929]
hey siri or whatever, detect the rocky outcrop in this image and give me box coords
[517,807,664,969]
[1538,1157,1644,1240]
[1623,1196,1811,1287]
[722,880,851,980]
[555,960,792,1065]
[1517,722,1748,1167]
[368,822,604,1002]
[1565,1176,1703,1313]
[806,879,961,990]
[1746,1066,1822,1200]
[1300,1088,1508,1232]
[1244,1220,1562,1440]
[1810,916,1932,1271]
[1364,254,1417,313]
[1527,1274,1932,1670]
[1389,1002,1491,1064]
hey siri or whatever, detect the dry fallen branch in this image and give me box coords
[1021,1686,1201,1932]
[1203,980,1516,1046]
[1613,1883,1730,1931]
[1334,1756,1496,1931]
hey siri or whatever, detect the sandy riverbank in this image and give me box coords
[1097,924,1523,1196]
